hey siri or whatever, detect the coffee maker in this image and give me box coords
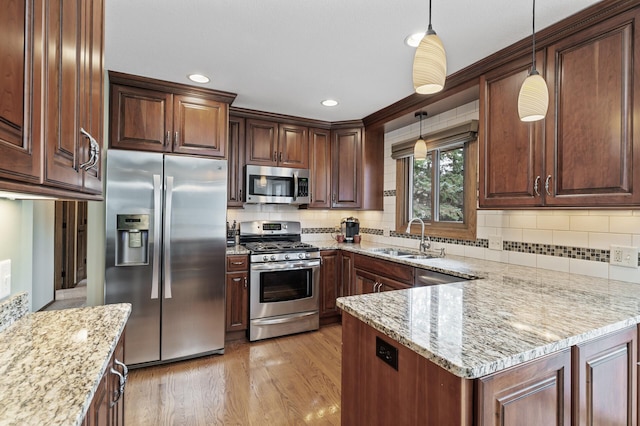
[341,217,360,243]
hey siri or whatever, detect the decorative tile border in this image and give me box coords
[383,190,396,197]
[303,227,640,266]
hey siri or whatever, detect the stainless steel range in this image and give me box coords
[240,221,320,341]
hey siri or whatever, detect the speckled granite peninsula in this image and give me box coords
[0,293,130,426]
[337,256,640,379]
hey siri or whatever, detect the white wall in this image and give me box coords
[0,199,55,311]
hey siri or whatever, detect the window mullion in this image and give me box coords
[432,150,440,222]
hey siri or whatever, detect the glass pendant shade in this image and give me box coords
[518,71,549,121]
[413,30,447,94]
[414,138,427,159]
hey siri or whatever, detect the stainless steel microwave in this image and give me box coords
[245,165,310,205]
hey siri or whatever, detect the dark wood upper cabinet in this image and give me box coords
[479,54,545,208]
[309,127,331,208]
[0,0,105,198]
[544,8,640,206]
[0,0,42,185]
[109,72,235,159]
[331,127,362,208]
[480,6,640,208]
[173,95,227,157]
[245,120,309,168]
[227,115,245,207]
[110,85,172,152]
[245,119,278,165]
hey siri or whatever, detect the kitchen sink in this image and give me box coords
[369,247,445,260]
[369,248,418,257]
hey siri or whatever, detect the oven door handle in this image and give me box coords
[252,311,317,326]
[251,260,321,271]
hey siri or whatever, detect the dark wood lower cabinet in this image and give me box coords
[225,254,249,340]
[572,326,637,426]
[84,331,126,426]
[477,350,571,425]
[343,313,639,425]
[319,250,340,325]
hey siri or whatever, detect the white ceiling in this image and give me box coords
[105,0,602,122]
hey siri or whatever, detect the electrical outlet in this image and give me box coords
[488,235,503,251]
[0,259,11,300]
[610,245,639,269]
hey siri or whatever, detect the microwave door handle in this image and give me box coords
[293,172,298,202]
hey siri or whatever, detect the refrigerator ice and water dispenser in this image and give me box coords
[116,214,150,266]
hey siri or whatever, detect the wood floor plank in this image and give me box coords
[125,325,342,425]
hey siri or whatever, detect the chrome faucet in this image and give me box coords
[406,217,431,253]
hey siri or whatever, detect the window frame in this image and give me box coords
[396,138,477,241]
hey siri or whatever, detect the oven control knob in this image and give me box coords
[284,254,290,260]
[298,253,304,259]
[270,255,276,261]
[305,253,311,258]
[263,255,269,262]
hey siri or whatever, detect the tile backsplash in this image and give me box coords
[228,100,640,284]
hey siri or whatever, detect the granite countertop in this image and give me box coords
[335,243,640,379]
[0,298,131,426]
[226,245,250,255]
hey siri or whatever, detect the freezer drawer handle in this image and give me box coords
[151,174,162,299]
[164,176,174,298]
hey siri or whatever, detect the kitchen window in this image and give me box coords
[392,120,478,241]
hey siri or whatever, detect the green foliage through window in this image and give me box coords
[410,146,465,223]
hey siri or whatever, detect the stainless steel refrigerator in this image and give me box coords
[105,150,227,366]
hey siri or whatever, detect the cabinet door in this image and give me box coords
[42,0,83,190]
[226,271,248,332]
[380,276,412,292]
[572,326,636,425]
[78,0,104,194]
[354,269,379,295]
[320,250,340,322]
[109,334,125,426]
[227,115,245,207]
[477,349,571,426]
[544,8,640,206]
[110,84,172,152]
[245,119,278,166]
[278,123,308,168]
[173,95,227,158]
[331,127,362,208]
[309,128,331,208]
[341,251,354,296]
[0,0,42,184]
[479,55,544,208]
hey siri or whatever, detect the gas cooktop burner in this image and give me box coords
[244,241,317,253]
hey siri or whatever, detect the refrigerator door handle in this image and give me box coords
[163,175,174,299]
[151,174,162,299]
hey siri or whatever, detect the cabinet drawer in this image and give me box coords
[227,255,248,272]
[353,253,414,284]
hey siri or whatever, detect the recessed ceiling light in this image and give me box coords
[321,99,339,107]
[405,32,425,48]
[188,74,210,84]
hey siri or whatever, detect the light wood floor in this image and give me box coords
[125,324,342,425]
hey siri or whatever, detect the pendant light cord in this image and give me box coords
[428,0,433,32]
[531,0,536,71]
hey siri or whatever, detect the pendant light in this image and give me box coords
[412,0,447,94]
[517,0,549,122]
[414,112,428,159]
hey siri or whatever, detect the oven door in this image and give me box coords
[250,258,320,319]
